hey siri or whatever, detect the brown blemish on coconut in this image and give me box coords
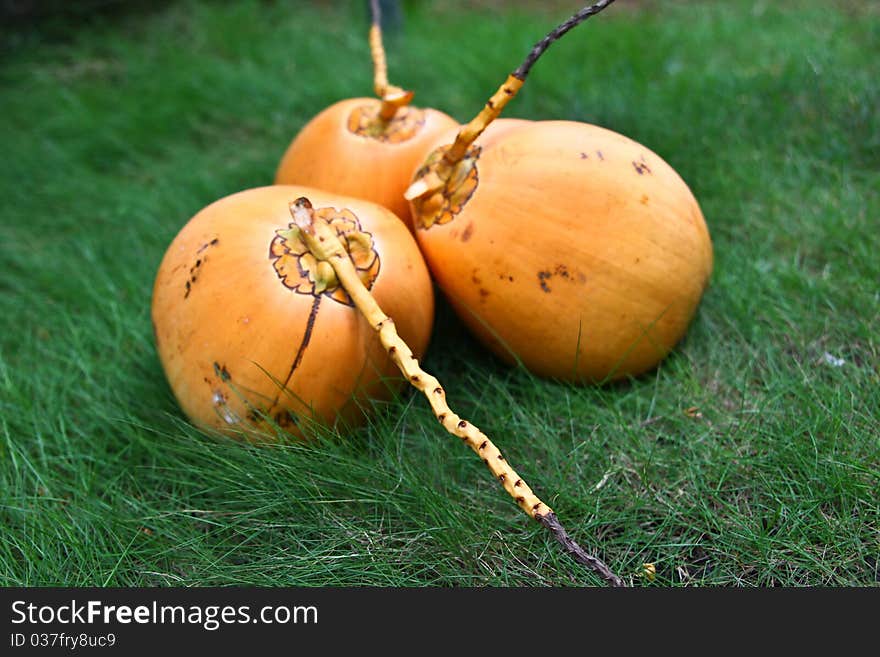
[633,157,652,176]
[183,253,212,299]
[213,361,231,382]
[197,237,220,254]
[538,270,552,293]
[273,410,297,429]
[538,265,586,292]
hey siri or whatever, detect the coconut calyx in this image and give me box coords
[346,89,427,144]
[403,73,524,229]
[405,145,482,231]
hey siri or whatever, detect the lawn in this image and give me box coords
[1,0,877,586]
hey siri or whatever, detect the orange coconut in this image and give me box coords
[275,97,458,227]
[408,119,713,382]
[151,185,434,438]
[404,0,710,382]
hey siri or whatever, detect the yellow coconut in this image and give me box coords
[409,119,712,382]
[405,0,712,382]
[275,98,457,227]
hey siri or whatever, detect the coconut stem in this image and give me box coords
[369,0,412,121]
[290,197,624,587]
[369,0,389,98]
[441,0,617,168]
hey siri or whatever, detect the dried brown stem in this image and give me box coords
[513,0,617,80]
[440,0,617,168]
[537,512,624,587]
[290,197,624,587]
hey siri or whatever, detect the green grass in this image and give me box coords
[1,0,878,586]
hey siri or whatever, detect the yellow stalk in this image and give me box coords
[442,75,524,166]
[405,0,617,202]
[369,23,389,99]
[369,0,412,121]
[290,197,624,587]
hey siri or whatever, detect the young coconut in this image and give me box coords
[151,185,434,439]
[274,0,458,228]
[405,0,714,382]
